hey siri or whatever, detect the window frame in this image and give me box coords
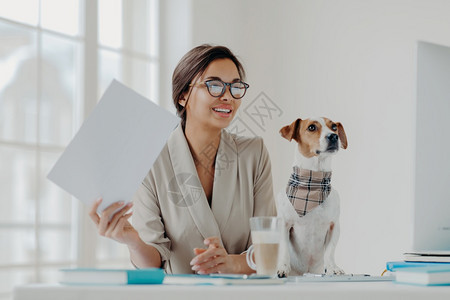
[0,0,160,297]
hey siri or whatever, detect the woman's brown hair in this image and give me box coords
[172,44,246,128]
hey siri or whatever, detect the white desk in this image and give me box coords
[13,282,450,300]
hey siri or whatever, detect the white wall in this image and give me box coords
[161,0,450,275]
[158,0,193,111]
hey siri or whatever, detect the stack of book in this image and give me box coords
[58,268,165,285]
[386,260,450,286]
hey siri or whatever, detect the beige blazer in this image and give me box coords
[132,124,276,274]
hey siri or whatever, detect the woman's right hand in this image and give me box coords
[88,198,140,247]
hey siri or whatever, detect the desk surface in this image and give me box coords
[13,282,450,300]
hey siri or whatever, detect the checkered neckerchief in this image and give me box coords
[286,166,332,217]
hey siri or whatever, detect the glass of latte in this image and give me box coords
[246,217,283,277]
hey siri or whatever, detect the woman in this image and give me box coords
[89,44,275,274]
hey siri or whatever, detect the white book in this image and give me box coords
[404,251,450,263]
[395,265,450,286]
[163,274,286,285]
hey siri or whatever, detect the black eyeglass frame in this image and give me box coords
[190,79,250,99]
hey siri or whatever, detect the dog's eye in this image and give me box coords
[331,124,337,131]
[308,124,316,131]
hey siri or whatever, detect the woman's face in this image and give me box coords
[179,58,242,131]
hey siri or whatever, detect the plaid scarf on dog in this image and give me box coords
[286,166,332,217]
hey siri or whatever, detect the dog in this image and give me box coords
[276,117,347,277]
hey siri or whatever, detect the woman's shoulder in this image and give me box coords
[223,130,266,156]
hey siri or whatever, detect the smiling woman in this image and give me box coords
[88,44,276,275]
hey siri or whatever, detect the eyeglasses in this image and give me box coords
[189,79,250,99]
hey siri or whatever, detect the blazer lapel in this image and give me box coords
[167,125,221,241]
[211,130,238,234]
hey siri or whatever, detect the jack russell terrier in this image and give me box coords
[276,117,348,277]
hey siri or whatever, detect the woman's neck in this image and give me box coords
[184,122,221,168]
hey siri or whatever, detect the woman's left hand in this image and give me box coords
[190,237,236,274]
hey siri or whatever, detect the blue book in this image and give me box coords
[59,268,165,285]
[395,265,450,286]
[386,261,450,272]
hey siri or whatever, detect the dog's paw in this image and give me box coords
[324,265,345,275]
[277,270,288,278]
[277,264,291,278]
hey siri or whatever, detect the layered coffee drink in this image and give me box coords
[251,230,280,276]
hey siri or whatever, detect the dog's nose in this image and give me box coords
[327,133,338,143]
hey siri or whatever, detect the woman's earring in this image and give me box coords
[178,97,186,107]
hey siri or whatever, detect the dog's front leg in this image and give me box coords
[275,191,296,277]
[323,222,345,275]
[277,223,291,277]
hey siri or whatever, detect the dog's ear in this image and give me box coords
[280,119,301,142]
[336,122,348,149]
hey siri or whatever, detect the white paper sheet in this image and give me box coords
[47,79,179,213]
